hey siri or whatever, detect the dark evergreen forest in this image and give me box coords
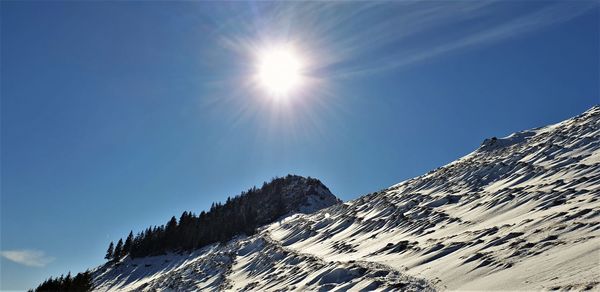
[31,175,333,291]
[30,271,93,292]
[104,175,328,260]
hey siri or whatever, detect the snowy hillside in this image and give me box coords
[92,106,600,291]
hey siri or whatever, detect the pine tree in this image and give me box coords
[113,239,123,260]
[105,241,114,260]
[123,231,134,256]
[63,272,72,290]
[166,216,177,232]
[165,216,178,250]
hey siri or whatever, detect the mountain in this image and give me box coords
[266,175,342,215]
[101,175,342,260]
[37,106,600,291]
[261,106,599,291]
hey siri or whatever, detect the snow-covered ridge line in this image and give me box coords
[93,105,600,291]
[267,105,599,290]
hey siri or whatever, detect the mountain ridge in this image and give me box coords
[96,105,600,291]
[33,105,600,291]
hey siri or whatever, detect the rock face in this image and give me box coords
[93,106,600,291]
[231,175,342,225]
[277,175,342,215]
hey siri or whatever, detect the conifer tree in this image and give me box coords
[63,272,72,290]
[123,231,134,256]
[166,216,177,232]
[113,239,123,260]
[105,241,114,260]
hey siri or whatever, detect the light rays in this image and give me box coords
[193,0,596,149]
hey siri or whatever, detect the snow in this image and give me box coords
[92,106,600,291]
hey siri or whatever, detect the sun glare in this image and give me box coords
[256,46,304,97]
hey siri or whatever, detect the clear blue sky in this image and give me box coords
[1,1,598,290]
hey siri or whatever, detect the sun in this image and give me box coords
[256,46,304,97]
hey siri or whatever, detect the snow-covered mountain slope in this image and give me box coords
[93,233,434,291]
[93,106,599,291]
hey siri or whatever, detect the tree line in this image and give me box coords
[105,175,324,260]
[30,271,93,292]
[31,175,331,291]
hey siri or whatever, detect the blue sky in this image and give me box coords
[1,1,598,290]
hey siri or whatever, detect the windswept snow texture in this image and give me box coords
[93,233,433,291]
[93,106,600,291]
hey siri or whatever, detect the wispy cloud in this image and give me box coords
[186,0,597,140]
[329,1,598,78]
[0,249,55,267]
[211,1,598,79]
